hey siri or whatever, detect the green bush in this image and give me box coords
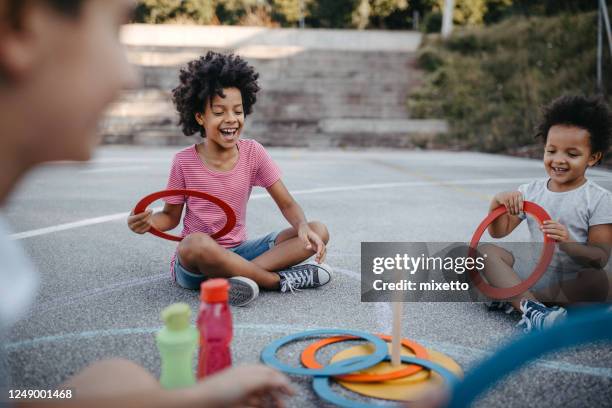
[134,0,415,28]
[134,0,216,24]
[421,10,441,32]
[408,11,612,154]
[132,0,601,29]
[306,0,360,28]
[134,0,182,23]
[183,0,216,24]
[271,0,309,26]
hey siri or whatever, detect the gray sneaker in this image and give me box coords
[228,276,259,307]
[276,263,332,293]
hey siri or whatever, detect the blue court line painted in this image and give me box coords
[6,324,612,379]
[4,323,321,351]
[5,327,159,351]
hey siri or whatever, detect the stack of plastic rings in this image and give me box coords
[260,329,461,407]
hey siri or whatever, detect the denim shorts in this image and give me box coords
[174,231,280,290]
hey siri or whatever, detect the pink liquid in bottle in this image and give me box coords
[197,279,233,378]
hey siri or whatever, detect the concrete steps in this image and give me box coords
[101,25,447,148]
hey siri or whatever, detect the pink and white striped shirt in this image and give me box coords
[164,139,281,276]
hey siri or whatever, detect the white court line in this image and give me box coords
[31,273,168,315]
[10,177,533,241]
[9,206,161,240]
[49,158,171,165]
[281,177,533,196]
[327,252,361,258]
[335,267,392,334]
[49,156,612,178]
[332,268,612,379]
[80,165,150,174]
[88,158,171,164]
[8,262,612,379]
[4,323,321,351]
[11,213,131,240]
[6,319,612,379]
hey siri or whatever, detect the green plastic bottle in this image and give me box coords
[156,303,199,389]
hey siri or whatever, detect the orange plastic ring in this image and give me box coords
[300,334,429,383]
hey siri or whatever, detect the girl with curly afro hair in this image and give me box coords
[480,95,612,332]
[128,51,332,303]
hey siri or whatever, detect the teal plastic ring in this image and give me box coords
[260,329,387,376]
[312,354,460,408]
[448,307,612,408]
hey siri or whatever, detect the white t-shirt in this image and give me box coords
[516,179,612,287]
[0,214,38,392]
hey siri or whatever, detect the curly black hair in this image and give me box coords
[172,51,260,137]
[536,95,612,164]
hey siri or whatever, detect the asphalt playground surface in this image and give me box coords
[5,145,612,407]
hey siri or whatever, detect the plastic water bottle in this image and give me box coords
[156,302,198,389]
[197,279,233,378]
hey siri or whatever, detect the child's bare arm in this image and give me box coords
[267,180,327,263]
[487,191,524,238]
[127,203,183,234]
[551,223,612,268]
[18,365,293,408]
[266,180,304,227]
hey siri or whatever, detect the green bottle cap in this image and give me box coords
[161,303,191,331]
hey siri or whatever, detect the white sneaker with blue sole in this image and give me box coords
[517,299,567,333]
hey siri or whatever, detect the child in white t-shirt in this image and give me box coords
[482,95,612,332]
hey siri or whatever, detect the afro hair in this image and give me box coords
[536,95,612,164]
[172,51,260,137]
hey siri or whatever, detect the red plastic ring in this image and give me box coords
[133,189,236,242]
[468,201,555,300]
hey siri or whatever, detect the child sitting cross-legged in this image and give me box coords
[128,52,331,306]
[481,95,612,332]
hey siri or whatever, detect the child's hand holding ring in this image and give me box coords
[127,209,153,234]
[540,220,571,242]
[495,191,524,215]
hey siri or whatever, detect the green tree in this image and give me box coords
[183,0,217,24]
[371,0,409,17]
[216,0,273,25]
[432,0,511,26]
[271,0,312,26]
[409,11,612,154]
[135,0,182,23]
[307,0,360,28]
[352,0,410,29]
